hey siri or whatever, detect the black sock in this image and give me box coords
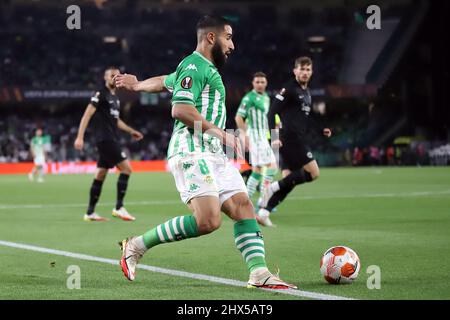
[266,169,313,212]
[266,184,295,212]
[87,179,104,215]
[278,169,313,191]
[116,173,130,210]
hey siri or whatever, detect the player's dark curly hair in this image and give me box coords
[196,15,232,32]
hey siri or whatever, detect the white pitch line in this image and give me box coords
[0,200,181,210]
[1,190,449,210]
[0,240,353,300]
[289,189,450,201]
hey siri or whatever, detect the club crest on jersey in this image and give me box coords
[204,175,214,185]
[181,76,193,89]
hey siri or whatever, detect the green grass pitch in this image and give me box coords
[0,167,449,300]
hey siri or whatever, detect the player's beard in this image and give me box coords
[212,41,227,70]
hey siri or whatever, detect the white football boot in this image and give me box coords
[247,267,297,290]
[258,181,276,209]
[119,237,145,281]
[83,213,108,222]
[112,207,136,221]
[257,208,274,227]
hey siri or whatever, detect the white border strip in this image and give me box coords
[0,240,353,300]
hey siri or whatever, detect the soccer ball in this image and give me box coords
[320,246,360,284]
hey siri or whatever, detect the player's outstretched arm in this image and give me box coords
[117,118,144,141]
[74,103,96,150]
[114,73,168,93]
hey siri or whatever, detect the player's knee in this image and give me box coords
[240,196,254,211]
[122,167,132,175]
[96,170,108,181]
[310,169,319,181]
[196,215,222,234]
[234,196,255,219]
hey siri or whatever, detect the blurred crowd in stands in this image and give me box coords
[0,1,379,90]
[1,107,447,167]
[0,111,172,163]
[1,1,447,166]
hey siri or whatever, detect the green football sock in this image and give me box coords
[234,219,267,272]
[246,172,262,198]
[142,215,199,249]
[262,167,277,188]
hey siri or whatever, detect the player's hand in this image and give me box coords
[224,131,244,160]
[271,139,283,149]
[74,137,84,150]
[323,128,332,138]
[238,132,250,152]
[131,130,144,141]
[114,73,139,91]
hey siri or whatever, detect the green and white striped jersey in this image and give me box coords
[236,90,270,140]
[31,136,45,158]
[167,51,227,159]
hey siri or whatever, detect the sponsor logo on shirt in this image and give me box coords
[185,64,198,72]
[275,88,286,101]
[175,91,194,100]
[189,183,200,193]
[301,105,311,115]
[110,108,120,118]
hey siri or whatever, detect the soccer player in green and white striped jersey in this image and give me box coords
[235,72,278,201]
[28,128,47,183]
[114,15,296,290]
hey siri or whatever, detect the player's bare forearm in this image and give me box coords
[235,115,247,134]
[136,75,167,92]
[74,104,95,150]
[172,104,224,140]
[76,104,96,139]
[172,103,242,155]
[115,73,167,93]
[117,119,134,134]
[117,119,144,141]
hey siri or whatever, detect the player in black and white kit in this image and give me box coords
[74,67,143,222]
[257,57,332,227]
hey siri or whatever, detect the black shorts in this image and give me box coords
[279,141,315,171]
[96,141,127,169]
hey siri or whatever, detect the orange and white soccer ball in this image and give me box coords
[320,246,360,284]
